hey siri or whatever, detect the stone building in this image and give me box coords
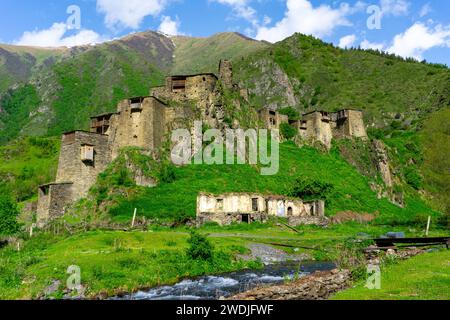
[37,131,111,226]
[258,108,289,130]
[294,109,367,149]
[196,192,326,226]
[36,60,239,225]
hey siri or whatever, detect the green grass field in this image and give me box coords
[0,229,258,299]
[1,222,446,300]
[333,250,450,300]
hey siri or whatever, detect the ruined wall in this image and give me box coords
[37,183,74,226]
[56,131,110,201]
[108,97,167,159]
[299,112,333,149]
[258,109,289,131]
[197,193,325,226]
[151,74,223,129]
[297,110,367,149]
[219,59,233,89]
[333,110,367,139]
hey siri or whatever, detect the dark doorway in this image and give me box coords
[288,207,293,216]
[241,214,250,224]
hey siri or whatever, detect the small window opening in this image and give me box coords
[217,199,224,210]
[252,198,259,212]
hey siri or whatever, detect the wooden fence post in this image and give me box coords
[131,208,137,228]
[426,216,431,237]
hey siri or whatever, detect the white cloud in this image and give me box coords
[212,0,258,26]
[360,39,385,50]
[97,0,170,30]
[339,34,357,48]
[15,23,106,47]
[254,0,358,43]
[158,16,182,36]
[419,3,432,18]
[387,23,450,59]
[380,0,410,17]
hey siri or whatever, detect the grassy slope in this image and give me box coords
[107,142,436,224]
[171,33,268,74]
[235,34,449,125]
[333,250,450,300]
[0,137,60,202]
[0,230,255,299]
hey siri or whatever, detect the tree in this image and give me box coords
[0,195,21,237]
[280,123,297,140]
[186,231,214,261]
[288,177,334,204]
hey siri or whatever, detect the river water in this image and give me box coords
[116,261,336,300]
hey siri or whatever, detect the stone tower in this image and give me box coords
[219,59,233,89]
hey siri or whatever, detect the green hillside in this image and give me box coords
[234,34,449,126]
[170,32,269,74]
[80,142,437,226]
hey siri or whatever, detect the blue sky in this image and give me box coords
[0,0,449,65]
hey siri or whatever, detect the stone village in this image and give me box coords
[36,60,367,227]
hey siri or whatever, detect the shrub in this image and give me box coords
[280,123,297,140]
[278,107,300,121]
[158,161,177,184]
[186,231,214,261]
[288,177,334,204]
[0,195,21,237]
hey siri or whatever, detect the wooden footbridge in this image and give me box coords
[372,237,450,250]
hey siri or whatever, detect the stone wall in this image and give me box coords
[333,109,367,139]
[219,59,233,89]
[299,111,334,149]
[150,74,223,129]
[56,131,110,201]
[297,110,367,149]
[108,96,167,159]
[37,183,74,226]
[258,108,289,131]
[196,193,325,226]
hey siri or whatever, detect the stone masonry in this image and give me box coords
[196,192,326,226]
[36,59,368,226]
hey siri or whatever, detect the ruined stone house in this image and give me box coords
[196,192,326,226]
[292,109,367,149]
[258,108,289,130]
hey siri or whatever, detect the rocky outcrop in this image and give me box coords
[373,140,393,187]
[239,58,298,110]
[227,269,351,300]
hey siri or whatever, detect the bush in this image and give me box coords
[0,195,21,237]
[280,123,297,140]
[278,107,300,121]
[186,231,214,261]
[288,177,334,204]
[158,161,177,184]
